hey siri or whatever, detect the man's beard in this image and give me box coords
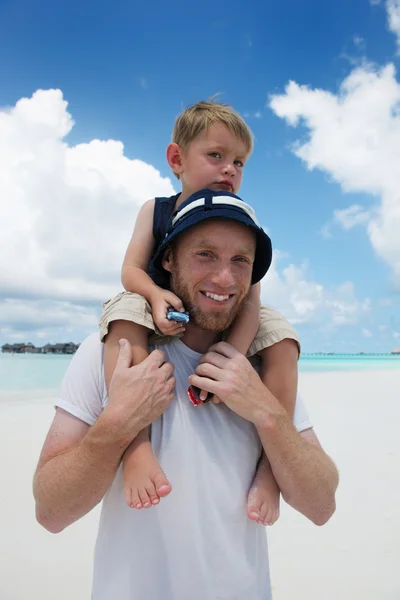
[170,270,249,333]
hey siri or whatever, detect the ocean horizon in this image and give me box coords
[1,351,400,396]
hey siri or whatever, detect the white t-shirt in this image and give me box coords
[57,334,312,600]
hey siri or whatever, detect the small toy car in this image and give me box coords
[187,386,213,406]
[166,309,190,324]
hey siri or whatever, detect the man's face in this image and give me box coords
[162,219,256,332]
[175,123,249,197]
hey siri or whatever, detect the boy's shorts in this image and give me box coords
[99,291,300,357]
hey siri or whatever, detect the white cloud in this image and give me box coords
[387,0,400,50]
[261,255,370,328]
[370,0,400,48]
[333,205,372,230]
[362,328,373,337]
[269,62,400,287]
[1,89,370,343]
[319,223,333,239]
[243,110,262,119]
[353,35,366,49]
[0,89,175,341]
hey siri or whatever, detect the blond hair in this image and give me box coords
[171,99,253,178]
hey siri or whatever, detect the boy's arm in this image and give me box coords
[226,282,261,355]
[121,199,185,331]
[121,199,160,301]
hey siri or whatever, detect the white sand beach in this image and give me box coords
[0,369,399,600]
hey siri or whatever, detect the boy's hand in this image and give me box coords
[151,289,187,336]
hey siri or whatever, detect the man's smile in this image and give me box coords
[200,290,234,305]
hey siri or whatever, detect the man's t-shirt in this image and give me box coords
[56,334,312,600]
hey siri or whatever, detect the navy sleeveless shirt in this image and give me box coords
[148,193,180,287]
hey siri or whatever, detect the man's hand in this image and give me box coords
[104,339,176,445]
[189,342,286,427]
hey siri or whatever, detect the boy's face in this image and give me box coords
[169,123,249,197]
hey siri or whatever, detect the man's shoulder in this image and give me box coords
[77,333,103,354]
[71,333,105,372]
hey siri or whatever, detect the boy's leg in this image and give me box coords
[247,334,299,525]
[104,319,172,508]
[247,452,280,526]
[221,284,280,525]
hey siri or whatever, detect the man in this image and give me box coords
[34,193,338,600]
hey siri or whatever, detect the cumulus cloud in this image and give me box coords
[333,205,373,230]
[370,1,400,48]
[261,255,370,328]
[0,89,175,341]
[269,61,400,287]
[1,89,369,342]
[387,0,400,50]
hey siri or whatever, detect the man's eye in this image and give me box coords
[198,251,211,257]
[234,257,250,264]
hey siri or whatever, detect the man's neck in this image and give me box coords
[181,324,220,354]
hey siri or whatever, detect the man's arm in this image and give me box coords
[34,336,175,533]
[257,417,338,526]
[190,341,338,526]
[33,407,130,533]
[257,341,337,525]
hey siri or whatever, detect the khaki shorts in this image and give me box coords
[99,291,300,357]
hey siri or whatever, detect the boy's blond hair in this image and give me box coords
[171,100,253,178]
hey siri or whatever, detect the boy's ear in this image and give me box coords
[166,143,184,176]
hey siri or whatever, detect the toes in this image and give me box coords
[124,486,134,508]
[153,471,172,498]
[247,503,260,522]
[130,489,143,510]
[261,506,280,527]
[144,479,160,506]
[138,487,152,509]
[257,502,269,526]
[263,507,274,526]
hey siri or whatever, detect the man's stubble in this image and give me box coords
[170,268,249,333]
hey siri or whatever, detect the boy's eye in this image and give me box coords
[209,152,222,159]
[234,159,244,168]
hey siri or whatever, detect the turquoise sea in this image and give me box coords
[0,352,400,396]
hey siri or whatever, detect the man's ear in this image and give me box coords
[162,246,174,273]
[166,143,184,176]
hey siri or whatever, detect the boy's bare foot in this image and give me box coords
[247,457,280,526]
[123,445,172,509]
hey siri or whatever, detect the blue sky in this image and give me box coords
[1,0,399,352]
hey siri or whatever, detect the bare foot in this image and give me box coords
[123,439,172,509]
[247,455,280,526]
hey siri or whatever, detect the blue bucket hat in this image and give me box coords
[152,188,272,284]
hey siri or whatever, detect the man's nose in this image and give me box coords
[211,264,236,287]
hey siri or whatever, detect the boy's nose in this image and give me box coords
[222,163,235,177]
